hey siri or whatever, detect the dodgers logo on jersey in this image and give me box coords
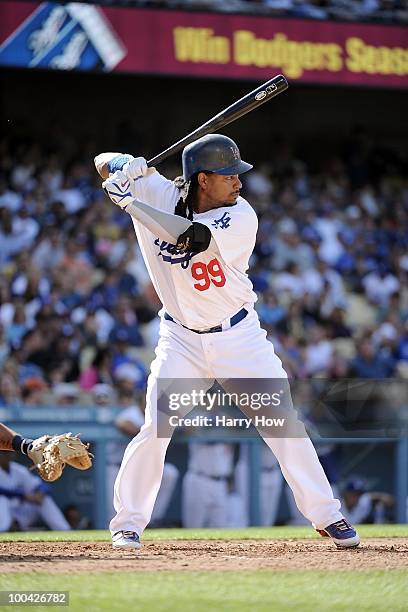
[212,212,231,229]
[154,238,194,269]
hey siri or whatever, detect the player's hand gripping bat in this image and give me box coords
[96,74,288,179]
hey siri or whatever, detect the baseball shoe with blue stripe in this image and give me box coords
[112,531,141,550]
[317,518,360,549]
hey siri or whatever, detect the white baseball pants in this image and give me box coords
[107,462,179,525]
[110,309,342,536]
[182,471,229,528]
[0,496,70,532]
[235,458,284,526]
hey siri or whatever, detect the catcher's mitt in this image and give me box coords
[28,433,93,482]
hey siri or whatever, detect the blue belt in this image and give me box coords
[164,308,248,334]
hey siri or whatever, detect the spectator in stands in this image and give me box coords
[274,262,305,298]
[305,325,334,375]
[0,177,22,212]
[6,301,29,350]
[0,451,70,531]
[0,324,8,368]
[108,297,144,347]
[21,376,48,406]
[0,373,21,407]
[362,265,400,306]
[341,477,394,524]
[63,504,92,530]
[292,0,329,19]
[53,175,86,214]
[257,289,287,327]
[396,322,408,364]
[273,218,314,272]
[349,337,396,378]
[91,383,116,407]
[55,237,93,297]
[79,348,114,391]
[114,362,147,397]
[32,227,65,273]
[53,383,81,406]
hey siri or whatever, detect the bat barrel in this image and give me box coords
[147,74,288,168]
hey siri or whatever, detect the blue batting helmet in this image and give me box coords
[182,134,253,182]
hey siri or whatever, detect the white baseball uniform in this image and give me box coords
[182,442,234,528]
[107,404,179,525]
[342,493,373,525]
[109,170,343,536]
[235,443,284,527]
[0,461,70,532]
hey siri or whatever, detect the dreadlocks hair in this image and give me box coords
[173,173,200,221]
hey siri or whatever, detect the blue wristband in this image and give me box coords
[108,155,133,174]
[11,435,23,452]
[12,435,33,455]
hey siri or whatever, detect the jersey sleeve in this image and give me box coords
[132,171,180,213]
[196,199,258,266]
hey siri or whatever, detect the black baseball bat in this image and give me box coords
[147,74,288,167]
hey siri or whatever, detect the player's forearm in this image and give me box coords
[0,423,33,454]
[125,200,192,244]
[0,423,18,451]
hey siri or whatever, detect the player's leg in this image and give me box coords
[285,486,309,526]
[106,464,120,524]
[260,469,284,526]
[151,462,179,523]
[234,449,250,526]
[36,496,71,530]
[226,490,247,528]
[110,321,213,540]
[110,376,172,538]
[208,480,229,528]
[210,312,344,530]
[15,501,40,531]
[0,496,13,531]
[181,472,209,528]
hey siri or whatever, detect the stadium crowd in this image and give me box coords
[0,126,407,408]
[86,0,408,24]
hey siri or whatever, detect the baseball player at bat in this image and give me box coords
[95,134,360,550]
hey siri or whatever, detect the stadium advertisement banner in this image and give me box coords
[0,2,407,88]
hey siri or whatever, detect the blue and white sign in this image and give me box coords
[0,2,126,71]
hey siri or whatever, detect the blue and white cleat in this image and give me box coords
[112,531,142,550]
[317,518,360,549]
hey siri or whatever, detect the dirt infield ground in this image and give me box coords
[1,538,407,574]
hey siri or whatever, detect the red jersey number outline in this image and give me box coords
[191,257,226,291]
